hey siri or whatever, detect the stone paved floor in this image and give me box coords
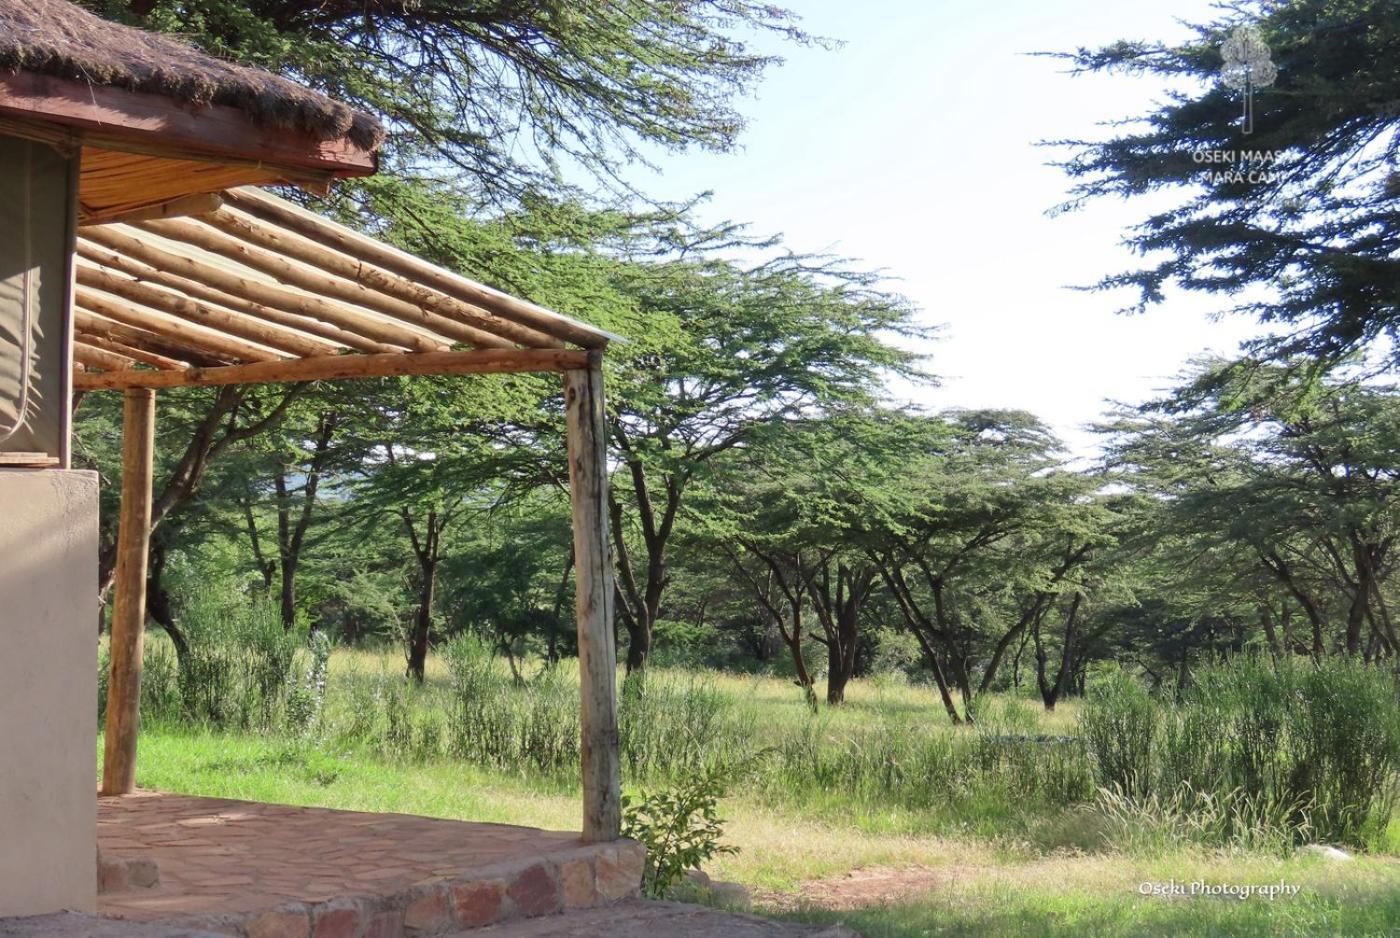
[97,792,642,936]
[0,912,222,937]
[467,901,857,938]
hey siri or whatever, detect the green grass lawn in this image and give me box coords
[108,645,1400,937]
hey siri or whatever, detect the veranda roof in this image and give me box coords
[0,0,381,220]
[0,0,382,149]
[72,187,615,392]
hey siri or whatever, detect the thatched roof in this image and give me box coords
[0,0,383,150]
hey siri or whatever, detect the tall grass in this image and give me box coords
[1082,657,1400,850]
[442,634,580,772]
[101,591,304,730]
[108,613,1400,853]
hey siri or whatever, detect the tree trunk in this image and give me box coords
[1261,550,1326,657]
[809,562,873,706]
[1259,603,1281,659]
[279,555,298,631]
[1047,592,1083,709]
[145,539,189,661]
[904,623,962,724]
[1345,545,1374,656]
[274,411,336,632]
[407,556,436,683]
[786,630,812,691]
[826,640,849,705]
[404,506,441,684]
[623,620,651,673]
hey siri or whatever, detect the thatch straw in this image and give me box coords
[0,0,383,150]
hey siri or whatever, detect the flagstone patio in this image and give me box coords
[96,792,642,937]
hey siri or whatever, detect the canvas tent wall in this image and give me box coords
[0,133,76,464]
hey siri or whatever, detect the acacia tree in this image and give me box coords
[696,415,896,704]
[231,400,345,630]
[439,497,577,673]
[604,255,923,673]
[859,411,1104,723]
[338,372,550,681]
[1055,0,1400,364]
[1104,361,1400,659]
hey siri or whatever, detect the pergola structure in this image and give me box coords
[0,7,623,908]
[86,190,624,844]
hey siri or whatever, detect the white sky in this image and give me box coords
[630,0,1268,455]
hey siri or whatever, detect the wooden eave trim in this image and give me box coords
[0,71,377,176]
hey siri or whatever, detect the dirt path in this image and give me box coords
[756,865,970,912]
[467,900,854,937]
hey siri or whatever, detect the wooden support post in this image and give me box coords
[563,362,621,842]
[101,387,156,796]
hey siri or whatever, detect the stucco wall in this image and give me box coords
[0,469,98,916]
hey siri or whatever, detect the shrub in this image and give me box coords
[442,633,579,772]
[173,592,302,729]
[287,630,333,734]
[621,762,739,898]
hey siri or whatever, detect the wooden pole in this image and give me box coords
[563,361,621,842]
[101,387,156,796]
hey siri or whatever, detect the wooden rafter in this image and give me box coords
[202,205,562,349]
[74,240,400,355]
[76,263,342,359]
[226,188,614,350]
[136,217,518,350]
[79,225,444,353]
[77,288,287,364]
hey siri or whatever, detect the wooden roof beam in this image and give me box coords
[74,343,136,373]
[78,287,286,364]
[74,239,400,355]
[74,348,590,391]
[74,308,231,368]
[76,262,343,359]
[79,333,188,371]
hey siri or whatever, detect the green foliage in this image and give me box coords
[1082,672,1158,799]
[100,0,813,196]
[440,634,580,772]
[621,763,739,899]
[286,630,332,734]
[1055,0,1400,364]
[1083,659,1400,850]
[120,591,305,730]
[617,673,752,781]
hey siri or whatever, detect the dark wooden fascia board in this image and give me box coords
[0,71,377,176]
